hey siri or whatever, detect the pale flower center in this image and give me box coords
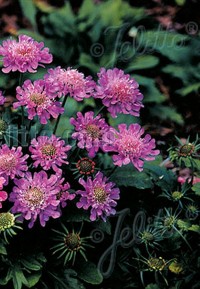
[24,187,44,208]
[0,153,16,171]
[111,81,132,102]
[93,187,107,203]
[118,135,142,157]
[30,93,46,106]
[41,144,56,157]
[63,70,84,90]
[86,124,101,139]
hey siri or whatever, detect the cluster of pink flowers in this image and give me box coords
[0,34,160,228]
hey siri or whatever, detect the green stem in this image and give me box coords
[53,95,68,135]
[95,105,105,117]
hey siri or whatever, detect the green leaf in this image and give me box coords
[145,284,160,289]
[176,83,200,97]
[76,260,103,285]
[188,225,200,233]
[144,162,177,191]
[150,105,184,125]
[177,219,191,231]
[110,165,153,189]
[26,272,42,288]
[162,64,190,84]
[137,30,189,62]
[93,219,112,235]
[175,0,186,5]
[18,0,37,28]
[0,241,7,255]
[192,182,200,196]
[133,75,166,103]
[125,55,159,72]
[12,265,28,289]
[79,53,100,74]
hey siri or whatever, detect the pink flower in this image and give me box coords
[70,111,110,158]
[14,79,64,124]
[102,123,159,171]
[9,171,62,228]
[0,91,5,105]
[44,66,96,101]
[0,190,7,208]
[0,34,52,73]
[0,144,28,184]
[0,177,6,190]
[56,179,75,208]
[94,68,143,118]
[76,172,120,221]
[178,176,200,185]
[29,135,71,174]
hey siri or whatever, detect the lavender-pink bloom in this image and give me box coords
[0,91,5,105]
[9,171,62,228]
[14,79,64,124]
[76,172,120,221]
[29,135,71,174]
[44,66,96,101]
[102,123,160,171]
[0,34,52,73]
[56,178,75,209]
[70,111,110,158]
[95,68,144,118]
[0,144,28,185]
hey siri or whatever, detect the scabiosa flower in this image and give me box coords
[13,79,64,124]
[9,171,62,228]
[102,123,159,171]
[0,34,52,73]
[56,179,75,208]
[94,68,143,118]
[0,144,28,184]
[76,171,120,221]
[70,111,110,158]
[44,66,96,101]
[0,191,7,209]
[0,90,5,105]
[29,135,71,174]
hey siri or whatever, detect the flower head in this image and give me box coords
[29,135,71,174]
[0,34,52,73]
[0,144,28,184]
[102,123,159,171]
[76,157,96,175]
[56,178,75,208]
[51,223,92,265]
[9,171,62,228]
[0,91,5,105]
[0,191,7,208]
[76,171,120,221]
[14,79,64,124]
[94,68,143,118]
[70,111,110,158]
[44,66,96,101]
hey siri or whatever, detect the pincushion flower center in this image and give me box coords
[118,136,142,156]
[111,81,131,102]
[94,187,107,203]
[0,153,16,171]
[24,187,44,207]
[0,212,15,231]
[16,44,33,58]
[65,233,81,250]
[86,124,101,139]
[41,144,57,157]
[30,93,46,105]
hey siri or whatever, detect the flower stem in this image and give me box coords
[53,95,68,135]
